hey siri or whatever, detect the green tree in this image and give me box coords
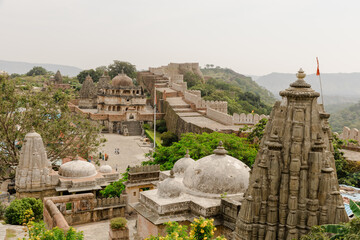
[26,66,47,76]
[24,221,83,240]
[144,132,258,170]
[0,75,105,180]
[108,60,137,79]
[160,131,178,147]
[76,69,103,84]
[100,168,129,198]
[184,72,203,88]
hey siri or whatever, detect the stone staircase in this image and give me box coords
[122,121,142,136]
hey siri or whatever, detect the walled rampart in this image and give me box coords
[43,193,127,230]
[206,107,234,125]
[233,113,268,125]
[339,126,360,142]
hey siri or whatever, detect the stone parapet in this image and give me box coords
[43,193,127,230]
[233,113,268,125]
[206,107,233,126]
[339,126,360,142]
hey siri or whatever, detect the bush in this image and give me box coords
[145,217,226,240]
[110,217,127,230]
[156,120,167,133]
[25,221,83,240]
[5,197,43,225]
[161,132,178,146]
[100,169,129,198]
[143,123,150,130]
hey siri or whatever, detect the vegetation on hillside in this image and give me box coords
[184,67,274,115]
[329,101,360,133]
[5,198,43,225]
[201,67,276,105]
[143,132,258,170]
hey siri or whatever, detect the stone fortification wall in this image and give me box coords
[163,101,213,137]
[339,126,360,141]
[44,193,127,230]
[150,63,203,82]
[233,113,268,125]
[206,107,234,125]
[171,82,187,92]
[184,90,228,113]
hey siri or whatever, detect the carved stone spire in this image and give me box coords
[15,129,59,197]
[234,69,348,240]
[79,75,97,99]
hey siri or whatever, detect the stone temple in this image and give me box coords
[132,142,251,239]
[15,129,119,198]
[235,69,348,239]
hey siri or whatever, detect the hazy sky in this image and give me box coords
[0,0,359,75]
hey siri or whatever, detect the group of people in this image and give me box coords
[114,148,120,155]
[99,152,109,161]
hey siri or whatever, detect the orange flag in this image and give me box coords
[316,57,320,76]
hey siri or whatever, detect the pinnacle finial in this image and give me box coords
[30,126,35,133]
[170,169,175,178]
[213,141,228,155]
[290,68,311,88]
[185,149,190,158]
[121,69,124,75]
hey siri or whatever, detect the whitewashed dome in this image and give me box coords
[173,150,195,175]
[59,159,97,178]
[99,165,113,173]
[182,142,250,195]
[111,71,133,87]
[158,170,182,198]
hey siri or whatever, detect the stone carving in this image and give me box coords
[15,128,59,195]
[79,75,97,99]
[54,70,63,84]
[234,69,349,240]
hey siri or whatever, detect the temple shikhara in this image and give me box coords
[235,69,348,239]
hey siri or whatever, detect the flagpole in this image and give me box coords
[318,74,324,105]
[153,86,156,150]
[316,57,324,106]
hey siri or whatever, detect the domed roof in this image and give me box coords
[111,71,133,87]
[99,165,113,173]
[182,142,250,195]
[158,170,182,198]
[173,150,195,175]
[59,159,97,178]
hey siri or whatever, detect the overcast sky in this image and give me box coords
[0,0,359,75]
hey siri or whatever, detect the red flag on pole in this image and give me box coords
[316,57,320,76]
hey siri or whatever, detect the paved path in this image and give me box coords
[341,149,360,162]
[74,216,137,240]
[97,134,152,173]
[0,222,26,240]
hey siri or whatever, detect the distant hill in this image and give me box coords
[201,68,276,104]
[255,72,360,104]
[0,60,82,77]
[329,101,360,133]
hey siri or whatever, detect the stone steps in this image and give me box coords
[122,121,142,136]
[174,108,194,113]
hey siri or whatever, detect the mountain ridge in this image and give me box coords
[0,60,82,76]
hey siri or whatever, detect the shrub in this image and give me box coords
[143,123,151,130]
[110,217,127,230]
[161,132,178,147]
[5,197,43,225]
[145,217,226,240]
[156,120,167,133]
[25,221,83,240]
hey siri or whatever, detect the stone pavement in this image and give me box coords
[341,149,360,162]
[0,222,26,240]
[97,134,152,174]
[74,216,137,240]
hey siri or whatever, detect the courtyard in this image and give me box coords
[97,133,153,174]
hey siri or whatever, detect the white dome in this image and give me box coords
[99,165,113,173]
[157,171,182,198]
[182,142,250,195]
[173,150,195,175]
[59,160,97,178]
